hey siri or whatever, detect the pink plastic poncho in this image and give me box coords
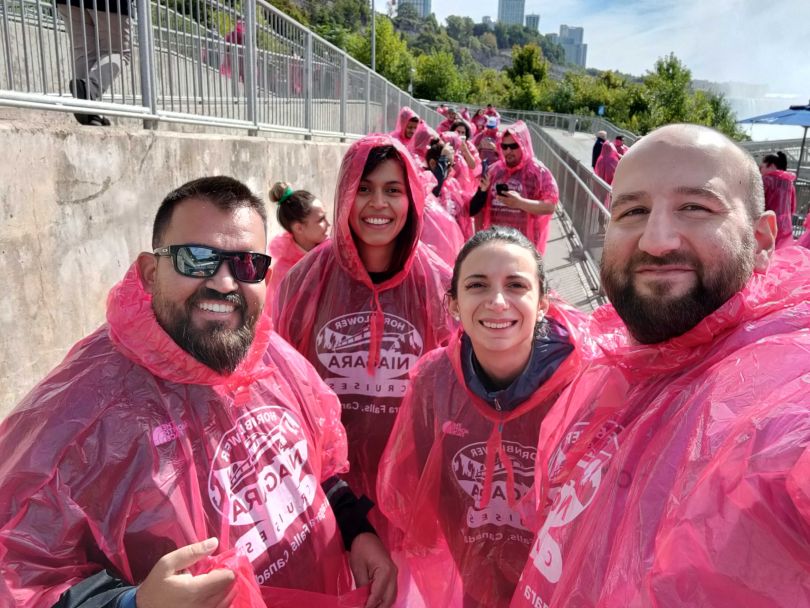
[390,106,420,152]
[441,131,481,198]
[378,304,585,608]
[267,231,308,308]
[799,225,810,249]
[472,112,488,133]
[594,141,619,186]
[762,169,797,248]
[409,122,439,162]
[512,247,810,608]
[613,138,629,156]
[0,265,356,607]
[437,116,459,133]
[440,131,480,238]
[481,121,560,254]
[422,195,466,267]
[273,134,454,546]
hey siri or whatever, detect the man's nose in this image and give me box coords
[206,259,239,293]
[638,207,681,257]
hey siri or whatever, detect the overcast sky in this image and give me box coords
[378,0,809,98]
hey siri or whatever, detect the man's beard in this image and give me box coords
[600,241,755,345]
[152,286,258,374]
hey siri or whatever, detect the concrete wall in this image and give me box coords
[0,121,349,415]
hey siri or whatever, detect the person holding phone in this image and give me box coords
[468,121,560,254]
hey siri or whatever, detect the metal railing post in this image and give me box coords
[364,70,370,133]
[383,84,389,132]
[245,0,258,135]
[340,54,347,141]
[304,29,313,139]
[136,0,157,129]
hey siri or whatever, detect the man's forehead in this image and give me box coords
[614,135,744,194]
[167,198,266,239]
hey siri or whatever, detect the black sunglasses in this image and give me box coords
[154,244,271,283]
[500,142,520,151]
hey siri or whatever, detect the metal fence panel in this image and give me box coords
[0,0,437,138]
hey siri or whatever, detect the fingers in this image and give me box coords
[379,568,398,608]
[363,564,398,608]
[155,538,219,576]
[213,579,240,608]
[364,573,383,608]
[185,567,236,599]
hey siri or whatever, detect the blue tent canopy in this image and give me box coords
[738,103,810,180]
[738,104,810,127]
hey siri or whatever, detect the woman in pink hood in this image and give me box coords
[266,181,330,312]
[760,151,797,248]
[274,135,454,554]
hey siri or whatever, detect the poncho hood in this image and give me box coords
[499,120,535,174]
[762,168,797,183]
[392,106,420,144]
[331,133,425,290]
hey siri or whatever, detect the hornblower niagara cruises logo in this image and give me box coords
[452,440,536,531]
[316,312,423,397]
[207,406,317,563]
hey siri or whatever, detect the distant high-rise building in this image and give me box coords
[397,0,431,19]
[525,14,540,31]
[557,24,587,67]
[497,0,525,26]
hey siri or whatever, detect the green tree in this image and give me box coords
[505,74,542,110]
[467,68,510,106]
[411,14,455,55]
[393,2,421,33]
[414,52,469,101]
[347,15,414,88]
[507,44,548,83]
[643,53,692,126]
[479,31,498,55]
[446,15,474,42]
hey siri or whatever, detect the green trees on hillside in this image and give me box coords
[267,1,746,139]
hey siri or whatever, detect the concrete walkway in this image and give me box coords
[537,128,606,312]
[544,128,601,167]
[544,209,603,312]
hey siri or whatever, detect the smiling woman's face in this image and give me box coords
[349,158,410,271]
[450,241,546,376]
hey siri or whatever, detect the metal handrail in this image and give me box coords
[0,0,442,137]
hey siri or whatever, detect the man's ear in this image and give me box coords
[753,211,777,272]
[136,252,158,294]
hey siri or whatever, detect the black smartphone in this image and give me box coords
[496,183,509,194]
[481,159,490,176]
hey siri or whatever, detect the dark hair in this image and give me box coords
[448,226,546,299]
[425,139,445,167]
[450,120,471,139]
[762,151,788,171]
[269,181,318,232]
[152,176,266,248]
[615,135,624,141]
[358,146,419,274]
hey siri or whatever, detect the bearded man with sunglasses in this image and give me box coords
[469,120,559,254]
[0,177,397,608]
